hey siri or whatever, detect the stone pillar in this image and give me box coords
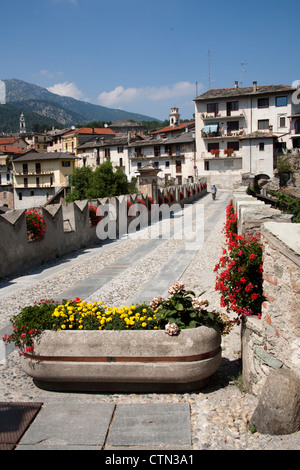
[137,162,160,202]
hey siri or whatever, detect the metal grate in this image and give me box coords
[0,402,43,450]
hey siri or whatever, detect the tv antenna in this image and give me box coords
[206,49,213,89]
[240,61,247,87]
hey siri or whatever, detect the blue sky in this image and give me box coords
[2,0,300,121]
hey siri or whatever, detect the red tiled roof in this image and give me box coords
[151,122,195,134]
[64,127,115,136]
[0,145,26,153]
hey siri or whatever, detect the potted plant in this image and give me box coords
[3,283,232,392]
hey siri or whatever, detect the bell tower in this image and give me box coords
[169,107,180,127]
[19,112,26,134]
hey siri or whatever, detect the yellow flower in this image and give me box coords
[142,322,147,327]
[142,308,147,313]
[61,324,66,329]
[79,325,83,330]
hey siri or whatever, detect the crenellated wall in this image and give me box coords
[232,187,300,395]
[0,183,207,280]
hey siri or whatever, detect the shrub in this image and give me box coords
[25,209,46,241]
[88,205,102,226]
[214,200,264,321]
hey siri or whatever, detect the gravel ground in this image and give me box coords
[1,191,300,450]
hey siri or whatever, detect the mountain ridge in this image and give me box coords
[2,78,160,127]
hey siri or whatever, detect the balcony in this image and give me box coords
[201,150,242,159]
[201,111,246,121]
[201,127,246,138]
[14,170,54,176]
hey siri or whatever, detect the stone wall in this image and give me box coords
[0,182,207,280]
[232,187,300,395]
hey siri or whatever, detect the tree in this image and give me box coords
[66,162,137,202]
[66,166,94,202]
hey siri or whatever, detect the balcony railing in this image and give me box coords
[201,128,246,138]
[201,150,242,159]
[201,111,246,120]
[14,170,54,176]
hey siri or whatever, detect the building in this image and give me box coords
[0,154,14,209]
[12,151,78,209]
[108,121,145,136]
[127,130,196,185]
[61,127,115,155]
[194,81,300,188]
[76,109,197,186]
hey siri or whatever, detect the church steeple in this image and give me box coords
[19,112,26,134]
[169,107,180,127]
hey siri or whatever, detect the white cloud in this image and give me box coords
[97,82,197,108]
[47,82,85,100]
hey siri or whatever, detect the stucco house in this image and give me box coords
[12,151,78,209]
[194,81,300,188]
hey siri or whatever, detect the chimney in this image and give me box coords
[253,81,257,92]
[235,81,238,89]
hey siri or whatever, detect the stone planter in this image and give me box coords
[21,325,221,392]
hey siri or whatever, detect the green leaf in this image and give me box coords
[175,303,184,311]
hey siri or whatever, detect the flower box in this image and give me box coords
[20,325,221,392]
[5,282,231,393]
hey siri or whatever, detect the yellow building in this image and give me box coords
[61,127,115,156]
[12,151,78,209]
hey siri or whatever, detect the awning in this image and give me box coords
[202,124,218,133]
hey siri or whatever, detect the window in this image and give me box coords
[36,177,40,187]
[258,119,269,130]
[117,146,124,153]
[35,162,41,174]
[154,146,160,157]
[227,101,239,115]
[207,143,219,152]
[19,192,22,201]
[279,116,286,128]
[259,142,265,151]
[165,161,170,167]
[227,121,239,134]
[258,98,269,108]
[227,141,239,151]
[6,173,10,181]
[119,158,123,167]
[3,192,7,199]
[22,163,28,175]
[105,148,110,160]
[176,160,182,173]
[207,103,219,116]
[276,96,287,107]
[62,161,71,167]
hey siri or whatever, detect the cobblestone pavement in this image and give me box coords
[1,191,300,450]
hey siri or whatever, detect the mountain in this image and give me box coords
[0,103,62,133]
[3,79,159,127]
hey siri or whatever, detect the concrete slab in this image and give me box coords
[127,249,197,304]
[17,403,115,449]
[105,403,191,448]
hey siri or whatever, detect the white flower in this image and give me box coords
[192,298,209,311]
[149,296,165,310]
[164,323,180,336]
[168,281,185,295]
